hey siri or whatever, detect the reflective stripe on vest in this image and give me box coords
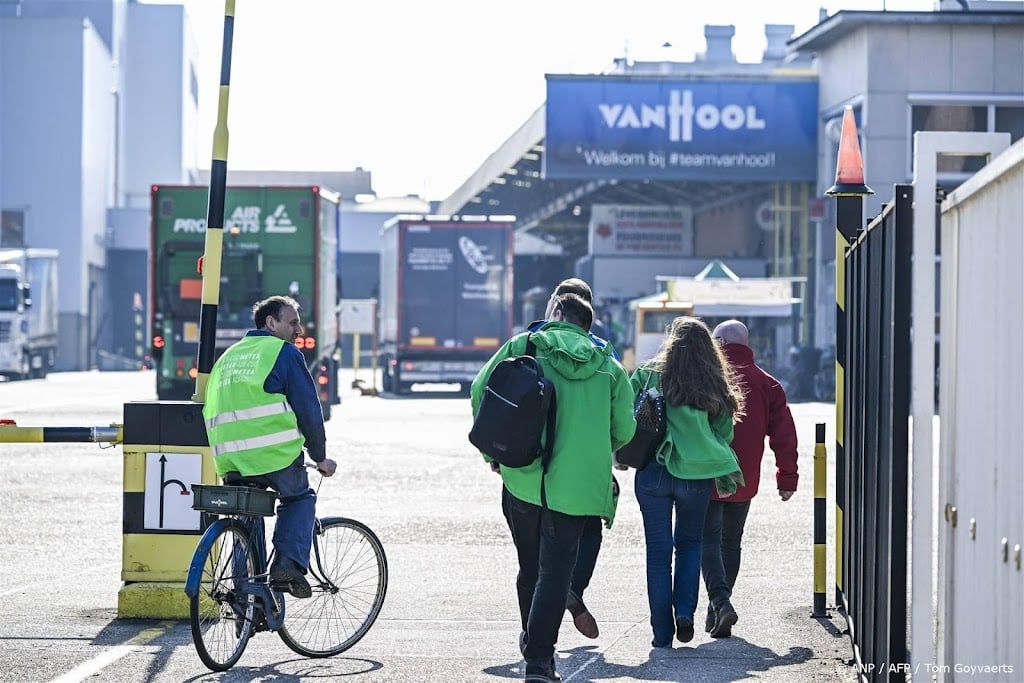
[205,400,293,431]
[203,334,305,476]
[211,426,305,458]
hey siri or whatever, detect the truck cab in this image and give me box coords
[0,263,31,378]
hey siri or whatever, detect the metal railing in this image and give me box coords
[839,185,912,682]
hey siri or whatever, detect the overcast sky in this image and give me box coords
[147,0,937,200]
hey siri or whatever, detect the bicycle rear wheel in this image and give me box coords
[189,519,258,671]
[279,517,388,657]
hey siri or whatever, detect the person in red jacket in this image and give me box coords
[701,319,798,638]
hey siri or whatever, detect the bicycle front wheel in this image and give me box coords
[189,519,258,671]
[279,517,388,657]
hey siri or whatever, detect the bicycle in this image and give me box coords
[184,465,388,672]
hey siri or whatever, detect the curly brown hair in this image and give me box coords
[649,316,745,421]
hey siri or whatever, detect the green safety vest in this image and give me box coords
[203,335,305,477]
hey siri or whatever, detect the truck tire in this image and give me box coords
[393,364,411,395]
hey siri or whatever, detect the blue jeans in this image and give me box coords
[225,455,316,570]
[501,487,587,664]
[701,499,752,609]
[634,462,712,645]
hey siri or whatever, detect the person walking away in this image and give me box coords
[630,316,744,648]
[701,319,798,637]
[525,277,619,639]
[203,295,338,598]
[471,293,635,683]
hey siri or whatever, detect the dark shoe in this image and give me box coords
[675,617,694,644]
[705,605,717,633]
[519,630,527,658]
[565,590,599,639]
[270,556,312,599]
[651,639,672,648]
[711,603,738,638]
[524,659,561,682]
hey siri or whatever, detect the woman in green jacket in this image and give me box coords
[629,316,744,648]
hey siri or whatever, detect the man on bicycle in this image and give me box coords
[203,295,338,598]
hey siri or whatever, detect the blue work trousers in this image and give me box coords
[228,456,316,571]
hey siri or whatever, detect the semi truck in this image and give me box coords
[378,216,514,394]
[150,185,341,418]
[0,248,59,380]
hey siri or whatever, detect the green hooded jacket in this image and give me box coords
[629,365,742,492]
[471,321,636,524]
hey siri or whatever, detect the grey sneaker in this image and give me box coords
[270,556,312,599]
[525,659,561,682]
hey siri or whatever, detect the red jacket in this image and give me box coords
[713,343,799,502]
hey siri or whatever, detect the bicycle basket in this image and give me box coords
[192,484,278,516]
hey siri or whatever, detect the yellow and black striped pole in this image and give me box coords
[0,421,122,444]
[812,422,827,617]
[825,105,872,611]
[192,0,236,403]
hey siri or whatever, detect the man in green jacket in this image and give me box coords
[471,293,636,683]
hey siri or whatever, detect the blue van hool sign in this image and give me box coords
[544,76,818,182]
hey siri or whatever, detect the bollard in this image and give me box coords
[812,422,828,618]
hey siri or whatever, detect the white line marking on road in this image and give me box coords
[561,621,643,683]
[48,621,173,683]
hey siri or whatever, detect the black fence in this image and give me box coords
[839,185,912,682]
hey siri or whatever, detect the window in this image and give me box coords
[910,103,1024,175]
[995,106,1024,143]
[1,210,25,247]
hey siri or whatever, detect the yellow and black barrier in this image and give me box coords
[116,0,237,619]
[119,401,214,619]
[0,422,122,444]
[813,422,828,618]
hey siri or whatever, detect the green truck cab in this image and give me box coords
[149,185,341,419]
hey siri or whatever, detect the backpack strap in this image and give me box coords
[525,334,558,506]
[525,335,537,358]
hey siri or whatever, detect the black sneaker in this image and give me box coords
[565,590,599,639]
[675,617,694,644]
[270,556,312,599]
[711,603,738,638]
[705,605,717,633]
[524,659,561,682]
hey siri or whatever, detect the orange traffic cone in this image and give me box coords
[826,105,873,196]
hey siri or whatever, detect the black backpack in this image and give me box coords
[468,336,557,469]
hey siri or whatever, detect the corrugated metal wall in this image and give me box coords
[936,138,1023,679]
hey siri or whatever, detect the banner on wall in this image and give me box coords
[545,77,818,182]
[588,204,693,256]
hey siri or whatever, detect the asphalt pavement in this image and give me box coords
[0,369,858,682]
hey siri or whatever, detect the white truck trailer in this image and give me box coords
[0,249,59,379]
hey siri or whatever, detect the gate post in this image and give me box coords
[826,105,872,612]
